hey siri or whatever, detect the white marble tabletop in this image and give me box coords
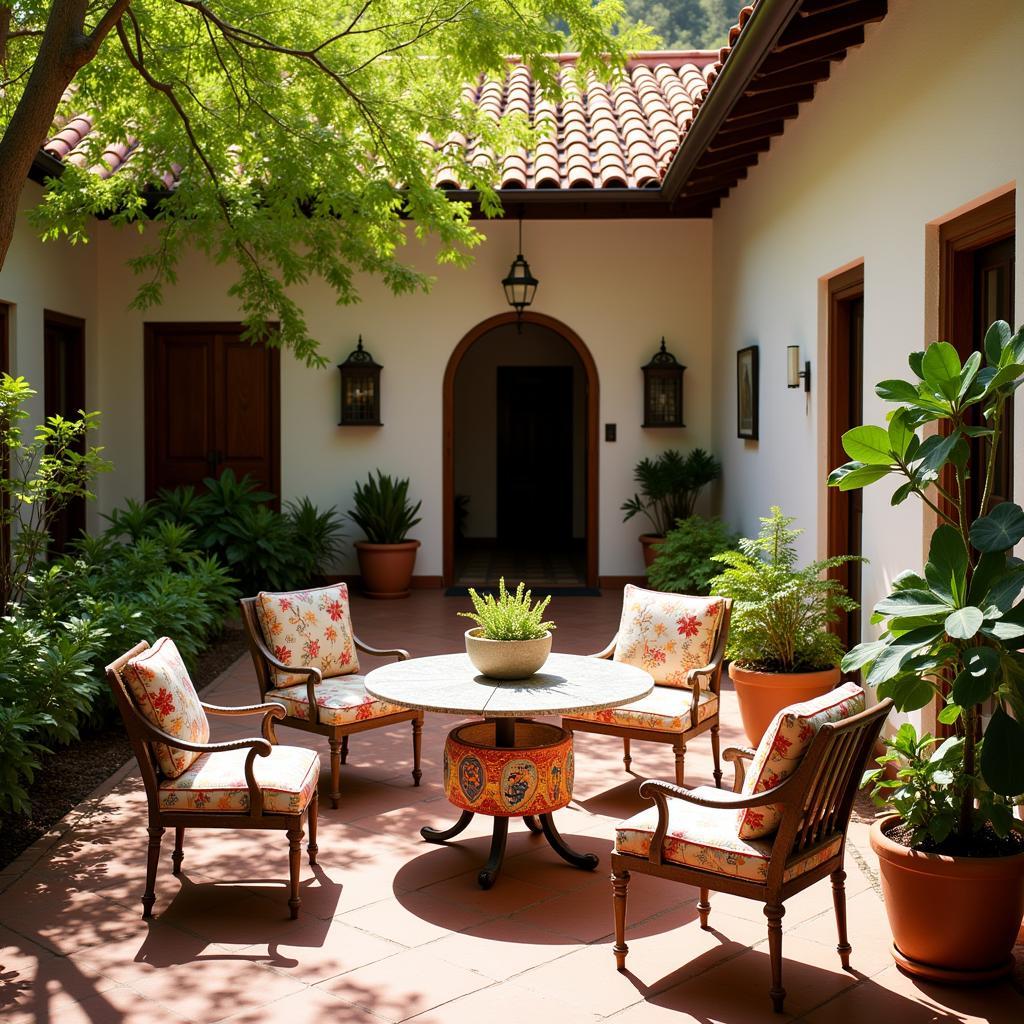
[364,652,653,718]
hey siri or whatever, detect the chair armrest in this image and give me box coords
[354,635,409,661]
[247,629,324,725]
[724,746,758,792]
[202,701,285,743]
[637,776,795,866]
[589,635,617,659]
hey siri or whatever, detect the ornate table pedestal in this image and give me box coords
[364,653,653,889]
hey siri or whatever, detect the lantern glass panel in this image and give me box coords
[646,375,679,425]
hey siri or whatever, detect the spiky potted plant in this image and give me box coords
[459,578,555,679]
[349,471,422,598]
[621,448,721,567]
[830,320,1024,983]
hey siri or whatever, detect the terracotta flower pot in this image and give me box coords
[354,540,420,599]
[729,664,840,745]
[870,814,1024,983]
[639,534,665,568]
[464,628,552,680]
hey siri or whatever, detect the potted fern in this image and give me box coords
[349,471,422,598]
[459,578,555,679]
[709,507,859,743]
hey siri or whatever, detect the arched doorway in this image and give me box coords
[443,312,599,589]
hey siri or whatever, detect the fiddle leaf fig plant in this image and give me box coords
[831,320,1024,851]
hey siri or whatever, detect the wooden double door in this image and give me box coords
[145,324,280,500]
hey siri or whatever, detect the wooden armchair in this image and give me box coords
[107,639,320,920]
[563,587,732,788]
[240,585,423,809]
[610,687,892,1013]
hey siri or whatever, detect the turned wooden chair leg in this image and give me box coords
[711,722,723,788]
[622,737,632,772]
[698,887,711,929]
[340,734,349,764]
[287,826,304,919]
[764,903,786,1013]
[328,735,342,809]
[673,737,687,787]
[142,825,164,918]
[412,714,423,786]
[612,868,631,970]
[831,868,852,970]
[171,826,184,876]
[307,791,319,866]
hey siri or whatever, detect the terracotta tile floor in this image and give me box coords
[2,589,1022,1023]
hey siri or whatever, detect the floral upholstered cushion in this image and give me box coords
[613,585,726,688]
[267,676,406,726]
[256,584,359,686]
[123,637,210,779]
[158,744,320,814]
[615,790,843,883]
[568,683,717,732]
[737,682,865,840]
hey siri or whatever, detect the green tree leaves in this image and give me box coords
[970,502,1024,553]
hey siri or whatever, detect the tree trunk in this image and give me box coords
[0,1,95,270]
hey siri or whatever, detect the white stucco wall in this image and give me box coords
[710,0,1024,644]
[90,216,714,576]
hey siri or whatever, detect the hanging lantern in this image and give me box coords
[642,338,686,428]
[501,217,538,330]
[337,336,382,426]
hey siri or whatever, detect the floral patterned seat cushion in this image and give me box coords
[737,682,865,840]
[567,683,717,732]
[267,675,406,726]
[123,637,210,779]
[615,789,843,883]
[158,744,320,814]
[612,585,726,688]
[255,584,360,687]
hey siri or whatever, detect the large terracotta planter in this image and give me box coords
[464,628,552,680]
[870,814,1024,983]
[639,534,664,568]
[729,664,840,745]
[354,540,419,599]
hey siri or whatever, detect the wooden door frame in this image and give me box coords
[144,322,281,500]
[442,311,599,589]
[824,264,864,653]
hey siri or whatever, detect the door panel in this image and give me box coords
[496,366,573,545]
[146,324,279,499]
[44,312,86,552]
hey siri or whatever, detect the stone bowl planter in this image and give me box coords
[464,628,552,680]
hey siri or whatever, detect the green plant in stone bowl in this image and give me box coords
[831,319,1024,850]
[459,578,555,641]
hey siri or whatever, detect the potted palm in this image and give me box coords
[621,448,721,567]
[709,507,859,744]
[832,320,1024,983]
[459,578,555,679]
[349,471,422,598]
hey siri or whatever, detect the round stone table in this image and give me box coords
[365,653,653,888]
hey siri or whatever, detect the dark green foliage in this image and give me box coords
[621,448,721,537]
[285,497,347,579]
[350,472,422,544]
[647,516,738,596]
[833,320,1024,846]
[624,0,744,49]
[710,507,859,673]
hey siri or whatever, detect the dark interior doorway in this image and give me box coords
[449,318,591,589]
[44,311,86,553]
[826,266,864,659]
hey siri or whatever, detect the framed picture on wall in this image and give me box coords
[737,345,759,440]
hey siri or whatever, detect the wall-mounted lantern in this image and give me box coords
[642,337,686,428]
[338,336,382,426]
[786,344,811,392]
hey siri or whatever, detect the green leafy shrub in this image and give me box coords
[285,497,346,580]
[647,516,738,596]
[458,578,555,641]
[621,448,721,537]
[709,507,859,673]
[350,472,422,544]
